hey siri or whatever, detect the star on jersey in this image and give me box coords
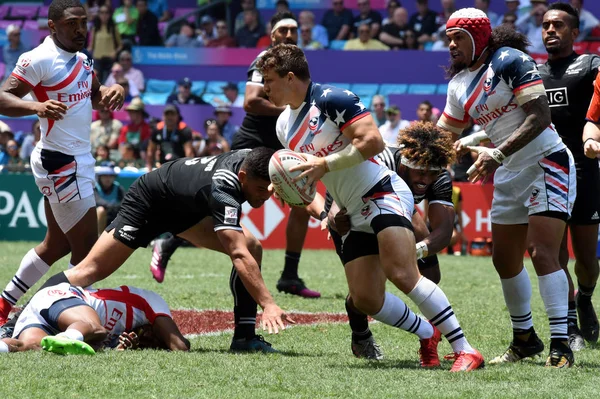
[520,54,530,63]
[311,100,316,107]
[334,109,346,126]
[525,67,541,79]
[321,88,332,98]
[498,50,510,61]
[357,102,366,111]
[343,90,355,96]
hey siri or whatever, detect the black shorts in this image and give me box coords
[329,227,435,270]
[107,175,206,249]
[231,132,284,151]
[570,157,600,225]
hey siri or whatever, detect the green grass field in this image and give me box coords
[1,241,600,398]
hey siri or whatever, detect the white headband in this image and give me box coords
[271,19,298,34]
[399,157,443,171]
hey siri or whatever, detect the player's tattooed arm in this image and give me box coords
[0,76,66,119]
[497,96,552,157]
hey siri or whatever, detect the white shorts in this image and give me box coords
[30,147,95,204]
[491,148,576,225]
[346,172,414,234]
[12,283,90,339]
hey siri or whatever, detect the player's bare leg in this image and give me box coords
[0,327,48,353]
[179,218,276,353]
[277,206,321,298]
[377,225,483,371]
[64,230,135,288]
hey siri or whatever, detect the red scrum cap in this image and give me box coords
[446,8,492,63]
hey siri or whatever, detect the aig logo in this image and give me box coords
[546,87,568,107]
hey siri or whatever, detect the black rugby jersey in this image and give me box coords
[539,52,600,159]
[153,149,251,231]
[324,146,454,212]
[235,50,282,149]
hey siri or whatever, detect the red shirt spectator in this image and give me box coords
[118,98,152,150]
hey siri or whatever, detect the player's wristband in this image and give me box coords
[490,148,506,164]
[416,241,428,260]
[319,211,327,221]
[324,144,365,172]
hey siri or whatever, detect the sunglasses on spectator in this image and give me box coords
[8,145,18,150]
[373,103,384,107]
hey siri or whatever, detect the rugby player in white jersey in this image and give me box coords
[438,8,576,367]
[0,0,124,329]
[258,44,484,371]
[0,283,188,354]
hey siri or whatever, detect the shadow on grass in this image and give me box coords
[329,360,425,370]
[190,348,321,357]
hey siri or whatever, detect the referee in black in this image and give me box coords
[230,11,320,298]
[539,2,600,350]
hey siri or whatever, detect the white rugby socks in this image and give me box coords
[408,277,474,353]
[539,270,569,341]
[500,266,534,334]
[57,329,84,342]
[1,249,50,306]
[372,292,433,339]
[0,341,9,353]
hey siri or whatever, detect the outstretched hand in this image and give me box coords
[261,303,295,334]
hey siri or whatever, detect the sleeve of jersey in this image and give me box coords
[441,81,468,125]
[209,171,244,232]
[427,171,454,207]
[321,87,369,132]
[586,72,600,123]
[11,50,44,88]
[501,51,545,106]
[246,54,264,87]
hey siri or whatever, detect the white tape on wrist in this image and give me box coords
[324,144,365,172]
[416,241,428,260]
[459,131,488,147]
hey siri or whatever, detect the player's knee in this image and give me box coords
[528,243,559,271]
[351,292,383,315]
[383,263,420,294]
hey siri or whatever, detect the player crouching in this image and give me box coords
[0,283,189,355]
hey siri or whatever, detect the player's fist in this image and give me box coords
[584,138,600,159]
[100,84,125,111]
[35,100,67,120]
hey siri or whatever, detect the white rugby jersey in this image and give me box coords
[276,83,389,212]
[11,36,94,156]
[443,46,564,171]
[86,285,172,348]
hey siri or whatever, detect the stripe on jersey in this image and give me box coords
[287,103,312,151]
[461,69,489,121]
[43,59,83,92]
[31,84,55,136]
[340,112,369,132]
[213,169,241,191]
[377,148,397,172]
[43,55,79,87]
[10,72,34,89]
[90,286,166,329]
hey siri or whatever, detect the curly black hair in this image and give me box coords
[397,121,456,169]
[48,0,84,21]
[242,147,276,181]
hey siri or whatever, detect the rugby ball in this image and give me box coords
[269,149,317,207]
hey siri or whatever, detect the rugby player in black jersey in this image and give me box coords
[151,11,321,299]
[326,122,457,361]
[18,148,295,352]
[539,2,600,350]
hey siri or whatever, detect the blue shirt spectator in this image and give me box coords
[146,0,167,19]
[322,1,354,41]
[299,10,329,48]
[3,25,28,81]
